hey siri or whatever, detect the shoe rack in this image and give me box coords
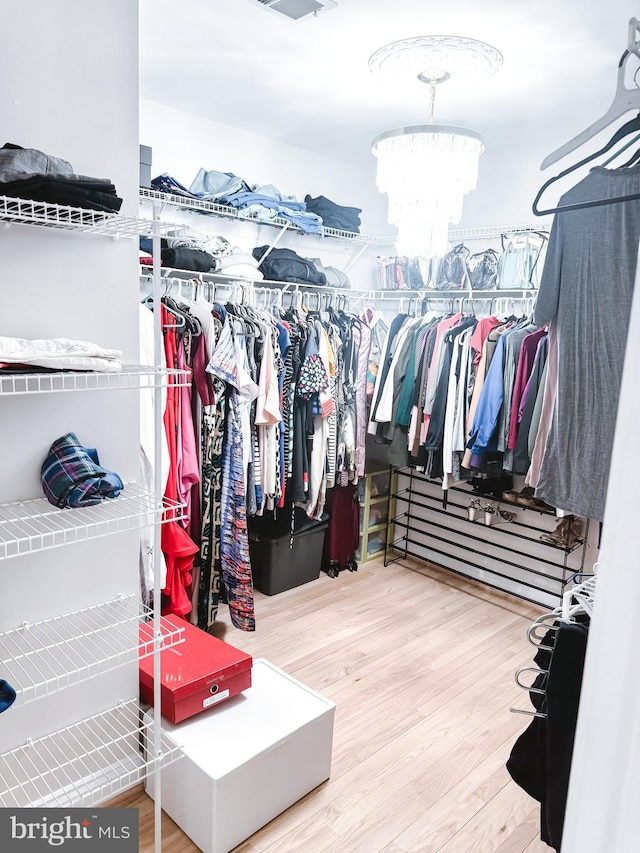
[385,467,592,609]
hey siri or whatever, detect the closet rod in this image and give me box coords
[140,269,539,303]
[142,275,537,302]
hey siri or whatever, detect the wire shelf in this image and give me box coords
[448,222,552,241]
[0,595,184,706]
[0,699,183,808]
[0,365,189,396]
[0,195,186,239]
[139,187,396,245]
[0,483,184,561]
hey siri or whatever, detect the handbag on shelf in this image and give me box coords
[468,248,499,290]
[435,243,470,290]
[496,232,548,290]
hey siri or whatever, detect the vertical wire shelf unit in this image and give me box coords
[385,467,590,609]
[0,199,185,845]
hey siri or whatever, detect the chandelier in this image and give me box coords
[369,36,502,258]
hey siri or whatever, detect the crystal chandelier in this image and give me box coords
[369,36,502,258]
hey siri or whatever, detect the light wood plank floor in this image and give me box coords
[110,558,553,852]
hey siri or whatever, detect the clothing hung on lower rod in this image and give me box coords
[507,618,590,851]
[367,306,550,493]
[143,293,372,631]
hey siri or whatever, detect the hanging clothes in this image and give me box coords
[367,303,546,492]
[160,304,199,619]
[533,167,640,521]
[507,619,589,851]
[206,316,258,632]
[149,282,372,631]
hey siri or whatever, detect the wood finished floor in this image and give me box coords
[111,558,552,852]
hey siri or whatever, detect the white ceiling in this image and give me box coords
[140,0,640,169]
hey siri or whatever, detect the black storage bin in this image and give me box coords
[248,508,329,596]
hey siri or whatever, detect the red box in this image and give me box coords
[139,616,252,724]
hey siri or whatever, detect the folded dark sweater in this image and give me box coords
[0,174,122,213]
[161,246,217,272]
[304,194,362,232]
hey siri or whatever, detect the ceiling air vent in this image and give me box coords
[249,0,338,21]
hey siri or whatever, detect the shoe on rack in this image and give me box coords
[540,516,573,547]
[515,486,555,514]
[565,517,584,548]
[496,508,516,522]
[540,516,584,549]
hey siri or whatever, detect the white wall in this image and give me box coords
[0,0,140,753]
[141,98,390,234]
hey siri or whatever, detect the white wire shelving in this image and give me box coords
[448,222,552,241]
[0,595,185,707]
[0,195,186,239]
[139,187,396,245]
[0,365,188,396]
[0,698,183,808]
[0,483,184,561]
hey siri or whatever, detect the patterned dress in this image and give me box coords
[206,318,256,631]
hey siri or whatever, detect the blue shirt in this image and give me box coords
[466,324,521,459]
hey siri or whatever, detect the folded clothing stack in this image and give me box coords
[218,183,323,235]
[140,233,264,280]
[252,246,327,286]
[151,173,203,200]
[308,257,350,289]
[208,235,263,280]
[0,335,123,372]
[150,166,363,235]
[189,168,248,201]
[304,194,362,233]
[187,169,326,234]
[0,143,122,213]
[41,432,124,509]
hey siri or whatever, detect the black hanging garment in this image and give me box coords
[322,485,359,577]
[507,620,589,851]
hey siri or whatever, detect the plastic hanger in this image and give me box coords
[533,20,640,216]
[541,18,640,169]
[533,112,640,215]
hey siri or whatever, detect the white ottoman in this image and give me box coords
[146,658,335,853]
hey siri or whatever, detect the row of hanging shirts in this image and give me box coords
[366,294,546,493]
[139,273,371,632]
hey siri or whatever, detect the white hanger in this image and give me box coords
[541,18,640,169]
